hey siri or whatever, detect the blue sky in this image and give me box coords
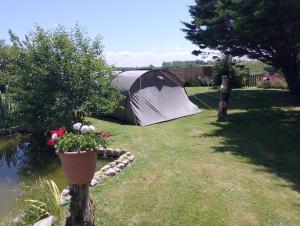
[0,0,217,67]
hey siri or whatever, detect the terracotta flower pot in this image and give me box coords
[56,151,97,185]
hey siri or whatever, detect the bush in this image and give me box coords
[257,74,288,89]
[0,93,14,128]
[6,25,122,134]
[0,42,17,128]
[212,55,249,88]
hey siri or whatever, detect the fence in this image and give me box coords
[168,67,266,88]
[168,66,213,84]
[244,73,266,87]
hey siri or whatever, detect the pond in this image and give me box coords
[0,134,109,218]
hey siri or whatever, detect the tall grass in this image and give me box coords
[1,178,62,226]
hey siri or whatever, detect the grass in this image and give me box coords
[237,60,272,74]
[86,87,300,226]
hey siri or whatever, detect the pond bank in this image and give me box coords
[0,127,29,136]
[0,135,109,219]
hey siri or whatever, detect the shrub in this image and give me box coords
[0,93,9,128]
[7,25,122,135]
[257,74,288,89]
[0,42,17,128]
[212,55,249,88]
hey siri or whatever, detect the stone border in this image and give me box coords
[60,148,135,204]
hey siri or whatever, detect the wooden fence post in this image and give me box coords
[66,184,95,226]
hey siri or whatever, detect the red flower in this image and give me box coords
[50,127,67,138]
[48,139,56,146]
[59,127,67,134]
[100,131,110,138]
[56,130,64,137]
[50,130,58,136]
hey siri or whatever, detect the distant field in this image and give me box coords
[238,60,273,74]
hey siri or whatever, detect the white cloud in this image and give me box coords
[104,49,221,67]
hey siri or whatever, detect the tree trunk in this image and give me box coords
[66,184,95,226]
[218,101,228,121]
[217,76,230,121]
[281,63,300,95]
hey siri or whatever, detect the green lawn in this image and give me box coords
[87,87,300,226]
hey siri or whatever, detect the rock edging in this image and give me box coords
[60,148,134,204]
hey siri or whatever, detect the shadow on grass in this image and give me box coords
[90,115,131,126]
[190,88,299,111]
[191,88,300,192]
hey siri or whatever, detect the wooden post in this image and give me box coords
[218,76,230,121]
[66,184,95,226]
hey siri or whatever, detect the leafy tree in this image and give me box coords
[0,41,17,128]
[7,25,122,134]
[183,0,300,94]
[212,55,247,88]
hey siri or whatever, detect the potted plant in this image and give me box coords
[48,123,109,185]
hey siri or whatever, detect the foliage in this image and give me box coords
[23,179,60,224]
[183,0,300,94]
[0,93,12,128]
[5,25,122,134]
[212,55,249,88]
[50,124,109,152]
[55,132,108,153]
[2,178,61,226]
[0,42,18,128]
[257,74,288,90]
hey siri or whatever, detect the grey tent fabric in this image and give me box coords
[111,69,201,126]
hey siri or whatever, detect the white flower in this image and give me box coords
[51,134,58,140]
[80,125,89,133]
[88,125,96,132]
[73,122,82,130]
[220,84,224,89]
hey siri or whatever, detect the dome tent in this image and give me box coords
[111,69,201,126]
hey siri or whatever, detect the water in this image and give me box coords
[0,135,109,218]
